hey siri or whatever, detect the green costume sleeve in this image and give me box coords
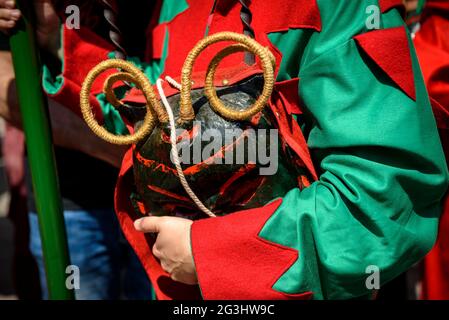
[266,2,448,299]
[191,1,449,300]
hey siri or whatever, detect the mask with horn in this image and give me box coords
[80,31,309,219]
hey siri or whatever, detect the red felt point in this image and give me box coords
[62,27,115,95]
[191,199,313,300]
[354,26,416,101]
[270,79,318,181]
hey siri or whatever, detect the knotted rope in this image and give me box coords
[80,32,276,216]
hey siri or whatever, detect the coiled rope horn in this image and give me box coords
[80,31,276,145]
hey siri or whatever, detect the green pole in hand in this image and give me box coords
[9,0,74,300]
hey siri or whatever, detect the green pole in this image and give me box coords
[9,1,74,300]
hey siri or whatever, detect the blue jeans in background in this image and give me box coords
[29,208,152,300]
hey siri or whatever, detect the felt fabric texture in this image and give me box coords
[191,199,312,300]
[43,0,448,300]
[149,0,321,79]
[414,9,449,300]
[354,26,416,101]
[42,27,117,122]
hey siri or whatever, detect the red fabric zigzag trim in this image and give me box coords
[354,26,416,101]
[191,199,313,300]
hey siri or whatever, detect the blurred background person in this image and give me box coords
[0,0,152,299]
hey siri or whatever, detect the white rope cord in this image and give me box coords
[156,79,216,218]
[165,76,182,90]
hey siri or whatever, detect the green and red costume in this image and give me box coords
[43,0,448,299]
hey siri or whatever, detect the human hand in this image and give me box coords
[134,216,198,285]
[0,0,20,30]
[0,0,60,55]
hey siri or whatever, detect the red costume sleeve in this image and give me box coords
[42,26,116,122]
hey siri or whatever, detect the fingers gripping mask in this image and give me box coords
[80,32,302,219]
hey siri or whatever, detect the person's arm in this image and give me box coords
[1,0,130,166]
[133,1,448,300]
[188,2,449,300]
[1,0,128,136]
[0,50,126,167]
